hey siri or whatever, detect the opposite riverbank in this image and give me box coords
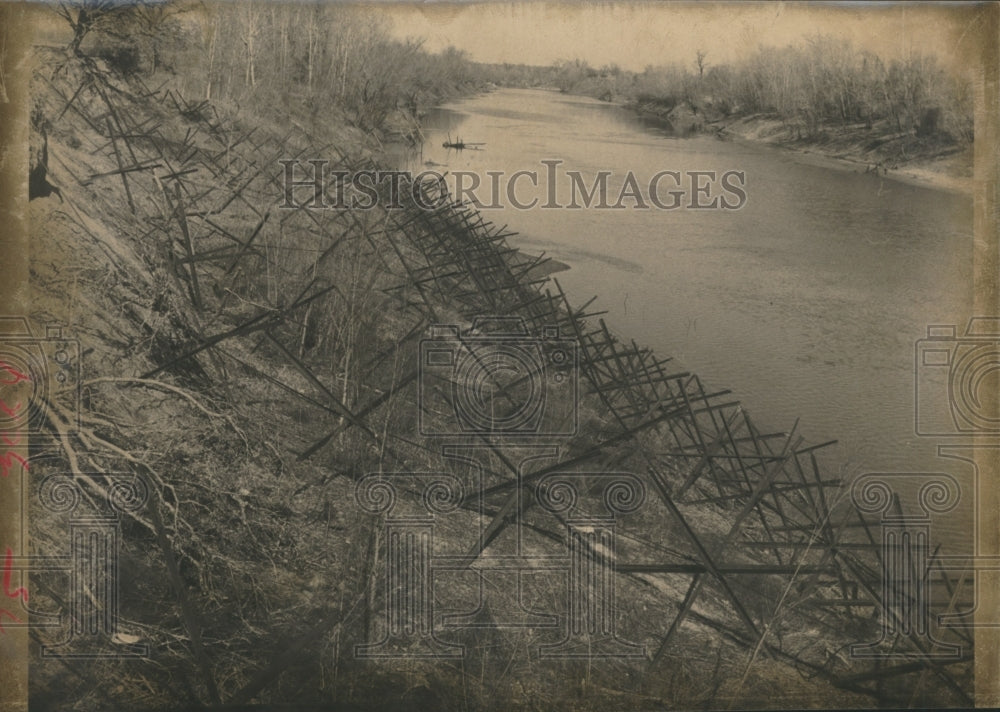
[628,99,973,195]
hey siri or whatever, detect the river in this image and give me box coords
[398,87,976,547]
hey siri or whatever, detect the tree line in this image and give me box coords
[55,1,487,136]
[549,36,973,144]
[54,3,972,146]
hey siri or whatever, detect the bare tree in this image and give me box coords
[696,49,708,79]
[204,14,217,100]
[240,3,260,87]
[56,0,118,54]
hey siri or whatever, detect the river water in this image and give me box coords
[399,88,976,545]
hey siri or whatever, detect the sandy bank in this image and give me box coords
[717,114,973,196]
[627,100,973,196]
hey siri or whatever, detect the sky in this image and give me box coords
[377,2,986,72]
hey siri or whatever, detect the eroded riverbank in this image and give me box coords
[628,99,973,195]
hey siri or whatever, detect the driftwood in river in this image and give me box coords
[442,135,485,150]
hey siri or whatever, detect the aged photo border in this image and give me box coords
[0,1,998,708]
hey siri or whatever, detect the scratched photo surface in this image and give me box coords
[3,1,998,710]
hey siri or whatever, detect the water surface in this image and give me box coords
[401,88,976,545]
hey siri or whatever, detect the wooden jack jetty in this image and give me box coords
[26,51,977,709]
